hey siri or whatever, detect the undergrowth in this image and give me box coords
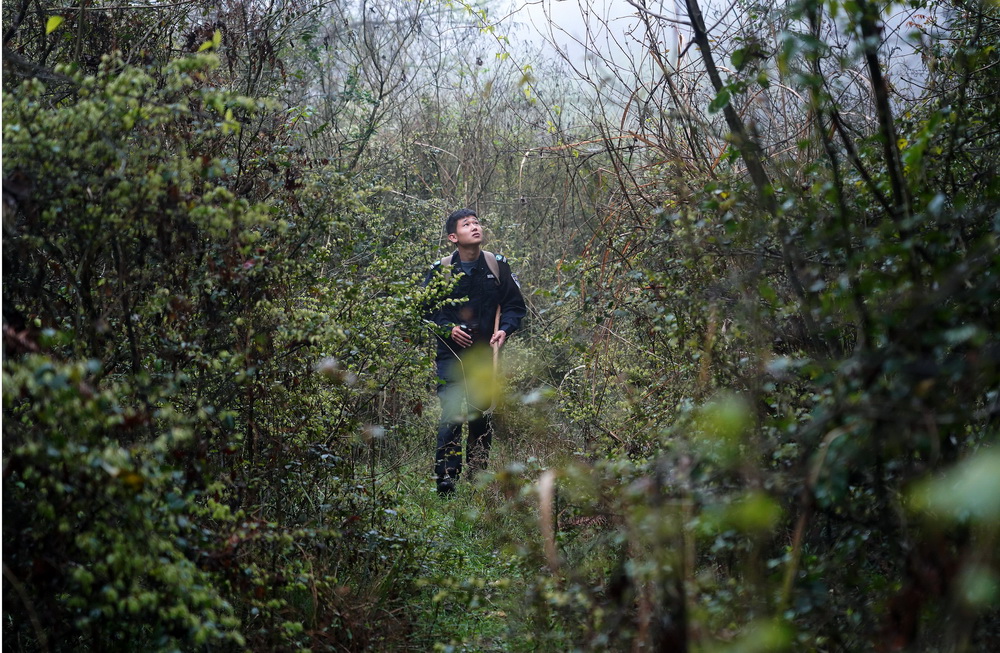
[384,426,572,652]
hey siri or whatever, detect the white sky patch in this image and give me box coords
[501,0,664,68]
[499,0,929,98]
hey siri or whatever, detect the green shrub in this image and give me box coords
[2,53,436,651]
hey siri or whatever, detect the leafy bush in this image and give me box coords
[477,1,1000,650]
[2,53,437,651]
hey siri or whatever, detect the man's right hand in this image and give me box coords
[450,325,473,348]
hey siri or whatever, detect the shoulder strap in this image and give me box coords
[483,251,501,286]
[440,251,502,286]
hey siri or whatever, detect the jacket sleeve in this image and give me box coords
[497,259,527,335]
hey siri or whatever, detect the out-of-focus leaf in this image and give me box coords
[709,88,731,114]
[910,449,1000,522]
[693,392,751,466]
[958,565,999,608]
[729,492,783,533]
[719,619,793,652]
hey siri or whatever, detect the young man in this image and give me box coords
[424,208,526,495]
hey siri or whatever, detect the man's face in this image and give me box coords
[448,216,483,247]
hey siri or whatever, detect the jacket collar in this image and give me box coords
[449,250,482,267]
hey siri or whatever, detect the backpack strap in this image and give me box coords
[483,251,501,286]
[440,251,502,287]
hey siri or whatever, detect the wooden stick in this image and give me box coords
[486,305,501,414]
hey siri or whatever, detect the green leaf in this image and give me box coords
[46,15,64,34]
[731,48,747,71]
[720,620,793,652]
[198,29,223,52]
[709,88,731,114]
[759,280,778,304]
[692,392,751,467]
[714,492,783,533]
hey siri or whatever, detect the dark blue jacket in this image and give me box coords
[423,251,526,361]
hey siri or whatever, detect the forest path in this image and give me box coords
[389,463,529,652]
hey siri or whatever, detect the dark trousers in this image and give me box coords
[435,348,495,483]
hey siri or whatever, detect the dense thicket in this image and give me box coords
[1,1,456,649]
[506,0,1000,650]
[4,0,999,651]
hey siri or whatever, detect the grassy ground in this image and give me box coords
[381,435,549,652]
[404,482,520,651]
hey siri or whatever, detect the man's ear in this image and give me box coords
[447,232,458,244]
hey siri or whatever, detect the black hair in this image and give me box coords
[445,208,478,234]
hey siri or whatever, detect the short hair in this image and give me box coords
[445,208,478,234]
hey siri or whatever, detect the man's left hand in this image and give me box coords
[490,329,507,349]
